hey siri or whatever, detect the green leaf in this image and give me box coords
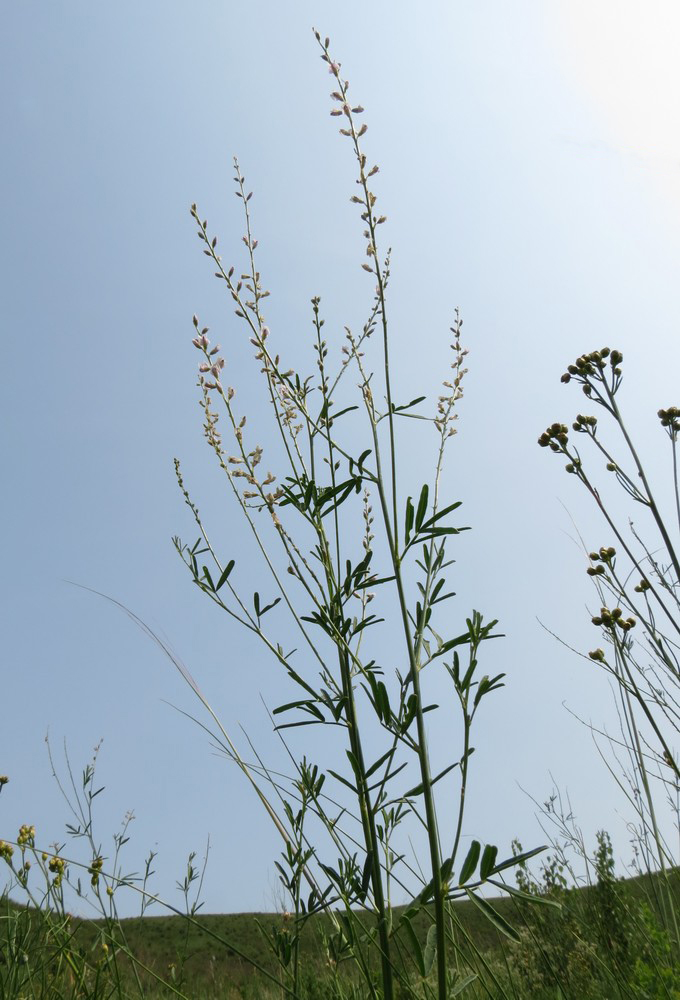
[394,394,426,413]
[405,497,415,544]
[460,660,477,691]
[353,574,395,589]
[399,694,418,734]
[432,591,456,606]
[329,404,358,421]
[463,889,520,942]
[328,769,358,794]
[357,448,372,471]
[416,526,464,543]
[486,879,562,908]
[215,560,235,591]
[415,483,429,531]
[418,875,436,904]
[273,699,319,716]
[473,672,505,707]
[490,845,547,876]
[403,761,459,799]
[363,675,391,725]
[320,482,355,516]
[458,840,481,885]
[259,596,281,617]
[433,631,473,658]
[319,689,347,722]
[423,924,437,977]
[401,916,425,977]
[451,973,478,996]
[360,851,373,897]
[419,500,463,531]
[351,615,384,638]
[479,844,498,880]
[202,566,215,590]
[253,592,261,617]
[275,719,322,731]
[318,477,356,510]
[367,760,407,794]
[365,748,394,780]
[319,862,341,885]
[284,667,319,699]
[416,858,453,906]
[376,680,390,722]
[345,750,361,782]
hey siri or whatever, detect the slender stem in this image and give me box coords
[616,643,680,945]
[606,385,680,586]
[338,644,395,999]
[314,509,394,999]
[672,436,680,538]
[574,460,680,639]
[367,410,448,998]
[449,703,471,869]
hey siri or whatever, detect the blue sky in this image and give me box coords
[2,1,680,916]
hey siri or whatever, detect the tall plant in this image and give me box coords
[174,30,537,1000]
[539,348,680,949]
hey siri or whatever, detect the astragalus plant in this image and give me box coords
[174,32,539,1000]
[540,349,680,953]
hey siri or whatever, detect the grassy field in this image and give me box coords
[3,862,679,998]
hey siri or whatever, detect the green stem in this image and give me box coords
[368,414,448,999]
[606,386,680,587]
[672,435,680,540]
[338,645,394,999]
[449,704,471,869]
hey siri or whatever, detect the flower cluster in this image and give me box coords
[0,840,13,862]
[228,446,280,507]
[362,489,374,553]
[560,347,623,387]
[586,546,616,576]
[591,606,636,633]
[658,405,680,436]
[47,854,67,887]
[89,855,104,887]
[435,309,468,438]
[17,824,35,847]
[572,413,598,433]
[192,315,225,392]
[315,30,386,279]
[538,422,569,452]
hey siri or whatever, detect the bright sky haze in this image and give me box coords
[3,1,680,916]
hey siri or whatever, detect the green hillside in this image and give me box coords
[3,865,678,998]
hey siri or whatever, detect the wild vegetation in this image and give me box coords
[2,30,678,1000]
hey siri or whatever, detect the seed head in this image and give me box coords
[17,824,35,847]
[659,406,680,435]
[538,423,569,450]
